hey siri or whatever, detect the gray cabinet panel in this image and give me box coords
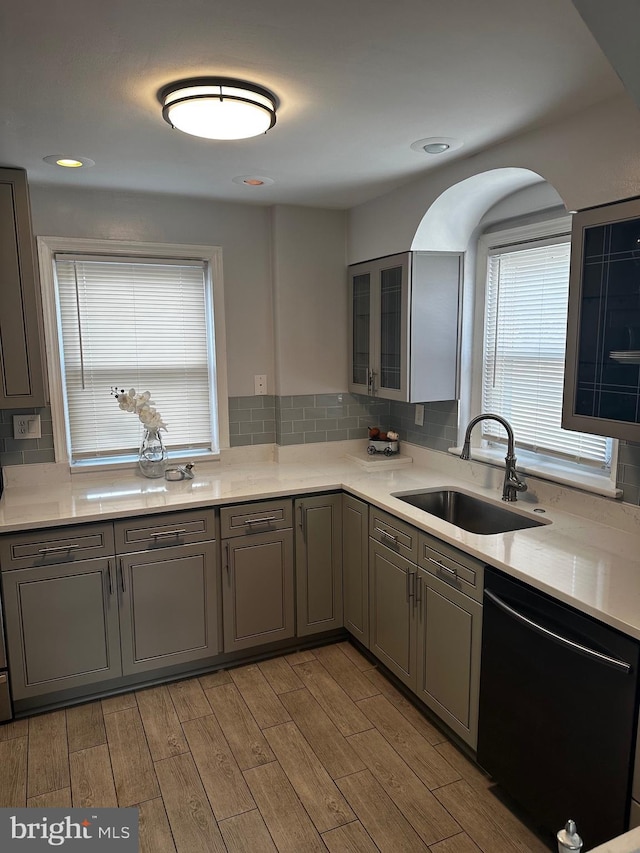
[295,495,342,637]
[220,499,292,538]
[114,509,215,553]
[119,542,219,676]
[0,168,45,407]
[369,506,418,563]
[342,495,369,646]
[2,558,121,699]
[416,568,482,748]
[369,540,417,690]
[0,523,115,570]
[222,529,294,653]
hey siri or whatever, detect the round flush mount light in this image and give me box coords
[410,137,463,155]
[43,155,95,168]
[232,175,275,187]
[159,77,278,141]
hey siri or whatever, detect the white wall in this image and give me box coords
[348,94,640,262]
[271,205,348,395]
[29,185,275,397]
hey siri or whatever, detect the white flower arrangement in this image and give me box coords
[111,387,167,432]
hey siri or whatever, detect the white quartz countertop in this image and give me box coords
[2,451,640,642]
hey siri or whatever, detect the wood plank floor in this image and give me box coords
[0,641,553,852]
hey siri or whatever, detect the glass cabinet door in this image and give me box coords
[564,197,640,441]
[352,271,371,389]
[379,264,402,392]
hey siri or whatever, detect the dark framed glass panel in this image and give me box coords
[352,273,370,386]
[380,265,402,390]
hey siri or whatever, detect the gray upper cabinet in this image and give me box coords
[2,557,121,700]
[295,494,343,637]
[0,168,45,408]
[348,251,461,402]
[342,494,369,647]
[563,197,640,441]
[221,500,295,653]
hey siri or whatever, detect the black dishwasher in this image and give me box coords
[477,568,640,850]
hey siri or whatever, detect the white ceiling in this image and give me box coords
[0,0,624,209]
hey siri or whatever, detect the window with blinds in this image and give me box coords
[54,254,217,463]
[482,236,611,468]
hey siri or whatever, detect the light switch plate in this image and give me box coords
[13,414,41,439]
[415,404,424,426]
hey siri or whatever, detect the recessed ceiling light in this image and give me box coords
[43,155,95,168]
[410,137,463,155]
[232,175,275,187]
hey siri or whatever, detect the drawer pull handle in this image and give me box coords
[150,529,187,539]
[244,516,277,525]
[38,544,79,554]
[428,557,458,577]
[375,527,398,544]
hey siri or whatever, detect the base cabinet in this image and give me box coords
[342,495,369,646]
[119,541,219,676]
[221,500,295,653]
[369,540,417,690]
[295,494,343,637]
[416,569,482,748]
[2,558,122,700]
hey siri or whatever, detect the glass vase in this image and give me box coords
[138,427,167,478]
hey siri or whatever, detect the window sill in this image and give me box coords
[447,445,621,499]
[70,448,219,475]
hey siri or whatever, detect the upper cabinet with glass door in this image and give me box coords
[563,197,640,441]
[348,251,462,403]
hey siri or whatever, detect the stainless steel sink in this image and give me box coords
[392,489,549,535]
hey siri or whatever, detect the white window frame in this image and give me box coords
[465,217,620,498]
[37,236,230,471]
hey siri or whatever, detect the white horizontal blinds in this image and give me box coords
[483,239,610,466]
[55,256,213,461]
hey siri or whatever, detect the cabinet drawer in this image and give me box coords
[418,533,484,602]
[369,506,418,562]
[220,499,292,538]
[0,523,114,570]
[115,509,215,553]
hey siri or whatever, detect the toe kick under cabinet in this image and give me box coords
[0,508,219,704]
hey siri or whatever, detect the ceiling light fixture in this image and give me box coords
[232,175,275,187]
[43,155,95,168]
[159,77,278,141]
[410,137,463,155]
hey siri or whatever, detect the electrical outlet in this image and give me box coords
[254,374,267,395]
[13,414,41,439]
[415,404,424,426]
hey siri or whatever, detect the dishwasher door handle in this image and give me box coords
[485,589,633,674]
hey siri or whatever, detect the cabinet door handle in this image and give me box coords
[415,575,422,606]
[428,557,458,578]
[409,570,416,600]
[38,543,79,554]
[119,558,126,593]
[244,516,277,526]
[107,560,114,596]
[150,529,187,539]
[298,504,306,539]
[375,527,398,545]
[224,542,230,579]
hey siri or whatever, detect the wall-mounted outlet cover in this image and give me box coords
[415,404,424,427]
[13,414,41,439]
[254,375,267,395]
